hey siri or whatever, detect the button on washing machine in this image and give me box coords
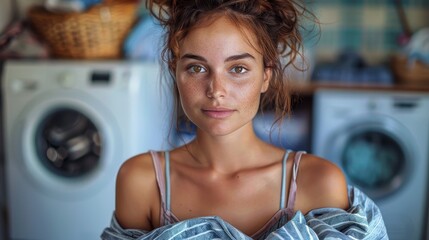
[119,70,131,88]
[57,72,76,88]
[11,79,37,92]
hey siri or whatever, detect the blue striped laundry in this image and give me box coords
[101,186,387,240]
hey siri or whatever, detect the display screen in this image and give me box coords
[91,71,111,84]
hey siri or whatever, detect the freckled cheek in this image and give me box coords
[177,79,206,112]
[235,82,263,115]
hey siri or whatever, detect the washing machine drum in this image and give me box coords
[35,108,102,177]
[329,120,413,199]
[342,131,405,195]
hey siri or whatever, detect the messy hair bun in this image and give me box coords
[146,0,317,125]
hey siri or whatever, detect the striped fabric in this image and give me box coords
[101,186,388,240]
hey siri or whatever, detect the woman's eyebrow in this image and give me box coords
[225,53,255,62]
[180,54,207,62]
[179,53,255,62]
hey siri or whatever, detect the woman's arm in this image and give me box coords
[115,153,159,230]
[296,154,350,214]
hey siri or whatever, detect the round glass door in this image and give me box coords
[341,129,407,199]
[35,108,102,178]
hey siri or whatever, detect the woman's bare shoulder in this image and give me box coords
[296,153,349,213]
[117,152,157,182]
[115,151,161,230]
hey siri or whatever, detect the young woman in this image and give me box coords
[102,1,387,239]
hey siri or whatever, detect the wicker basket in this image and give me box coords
[391,54,429,85]
[28,0,139,59]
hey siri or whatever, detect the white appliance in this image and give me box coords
[2,60,175,240]
[312,89,429,240]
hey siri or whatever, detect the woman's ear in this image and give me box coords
[261,67,272,93]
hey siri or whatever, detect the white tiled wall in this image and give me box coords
[15,0,44,19]
[0,0,13,32]
[0,62,5,240]
[0,0,13,218]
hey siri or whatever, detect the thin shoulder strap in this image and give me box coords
[280,150,292,209]
[150,151,167,224]
[165,151,171,211]
[286,151,306,213]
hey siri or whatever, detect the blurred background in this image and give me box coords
[0,0,429,239]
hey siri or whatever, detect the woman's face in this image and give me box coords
[175,15,271,137]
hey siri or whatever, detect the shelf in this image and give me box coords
[290,81,429,95]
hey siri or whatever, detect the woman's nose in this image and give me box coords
[206,74,226,99]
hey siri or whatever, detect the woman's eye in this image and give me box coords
[188,65,206,73]
[231,66,247,74]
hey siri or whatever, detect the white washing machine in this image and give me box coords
[2,60,175,240]
[312,89,429,240]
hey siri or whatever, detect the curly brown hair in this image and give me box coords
[146,0,316,132]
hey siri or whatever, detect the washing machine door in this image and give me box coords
[326,116,414,199]
[35,108,101,178]
[13,91,121,199]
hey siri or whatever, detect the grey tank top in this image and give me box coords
[150,150,305,239]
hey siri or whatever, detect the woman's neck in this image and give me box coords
[185,124,269,174]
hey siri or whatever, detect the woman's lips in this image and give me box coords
[202,108,235,119]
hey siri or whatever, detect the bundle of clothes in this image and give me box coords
[101,186,388,240]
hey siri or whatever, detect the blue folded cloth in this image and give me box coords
[101,186,388,240]
[123,15,165,62]
[406,28,429,65]
[45,0,102,12]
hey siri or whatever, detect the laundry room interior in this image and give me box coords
[0,0,429,239]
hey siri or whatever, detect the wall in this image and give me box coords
[0,63,5,240]
[0,0,12,235]
[0,0,13,33]
[0,1,13,238]
[15,0,44,19]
